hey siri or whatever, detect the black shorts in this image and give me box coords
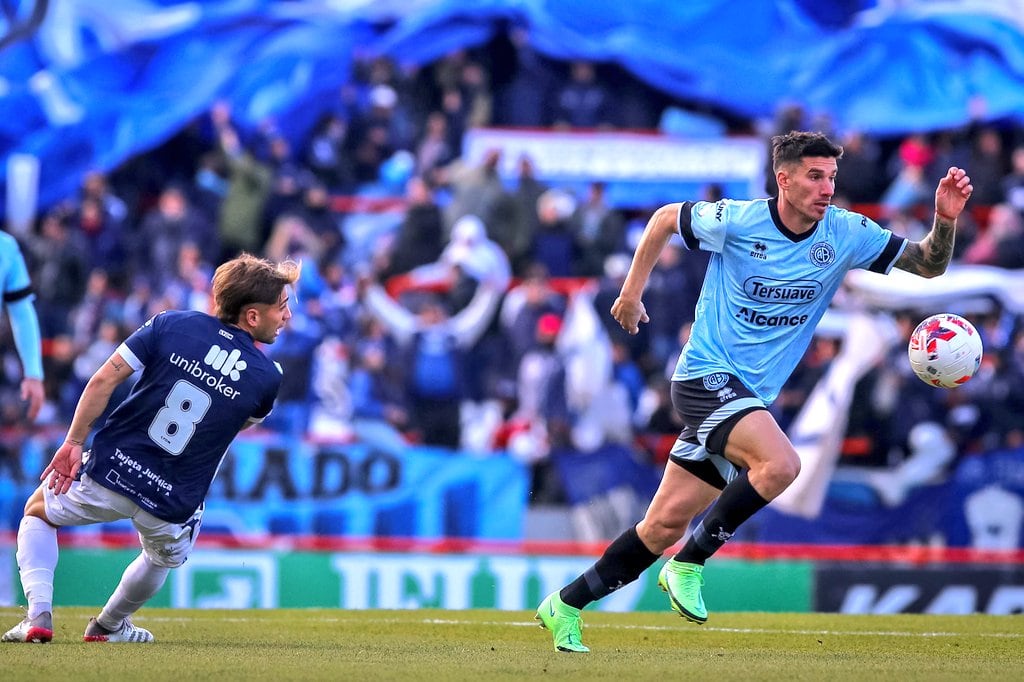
[667,373,767,490]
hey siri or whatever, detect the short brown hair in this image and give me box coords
[771,131,843,172]
[211,253,301,323]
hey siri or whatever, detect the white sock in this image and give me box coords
[16,515,59,619]
[96,553,169,630]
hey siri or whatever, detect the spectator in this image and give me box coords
[407,214,512,297]
[348,339,410,452]
[316,259,360,339]
[530,189,578,278]
[880,133,934,217]
[551,61,613,129]
[68,269,122,357]
[641,240,698,370]
[25,208,88,337]
[71,197,126,279]
[443,147,507,233]
[345,84,410,184]
[833,131,883,203]
[212,104,274,259]
[305,113,354,192]
[499,262,567,368]
[508,155,548,274]
[139,185,216,288]
[191,151,229,234]
[509,312,571,501]
[362,276,502,449]
[570,182,625,277]
[376,176,445,280]
[491,27,559,127]
[79,171,128,231]
[967,127,1008,207]
[961,204,1024,268]
[297,183,344,260]
[414,111,456,187]
[1000,144,1024,213]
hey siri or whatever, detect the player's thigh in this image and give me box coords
[36,473,136,527]
[722,409,798,470]
[131,506,203,568]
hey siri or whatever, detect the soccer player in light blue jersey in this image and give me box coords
[537,131,974,652]
[3,253,299,644]
[0,231,44,421]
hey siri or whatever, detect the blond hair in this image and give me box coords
[211,253,301,324]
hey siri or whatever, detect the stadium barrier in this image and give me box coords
[3,539,1022,614]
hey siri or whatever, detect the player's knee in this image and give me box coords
[142,542,190,568]
[23,489,54,525]
[638,516,689,553]
[763,452,801,490]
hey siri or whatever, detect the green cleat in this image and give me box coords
[535,591,590,653]
[658,559,708,624]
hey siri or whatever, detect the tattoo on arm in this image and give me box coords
[895,215,956,277]
[110,357,125,372]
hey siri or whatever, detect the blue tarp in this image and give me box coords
[2,0,1024,212]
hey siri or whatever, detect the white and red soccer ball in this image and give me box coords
[907,313,984,388]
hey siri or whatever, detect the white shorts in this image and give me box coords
[42,472,202,568]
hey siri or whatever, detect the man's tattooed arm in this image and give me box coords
[894,214,956,278]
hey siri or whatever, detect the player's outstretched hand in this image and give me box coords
[40,441,84,495]
[611,296,649,335]
[935,166,973,221]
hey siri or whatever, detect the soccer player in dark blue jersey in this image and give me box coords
[537,131,974,652]
[3,253,299,644]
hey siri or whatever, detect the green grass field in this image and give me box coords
[2,607,1022,681]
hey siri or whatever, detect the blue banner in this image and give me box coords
[3,1,1024,212]
[0,434,529,540]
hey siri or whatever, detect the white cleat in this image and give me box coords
[2,612,53,643]
[83,617,154,643]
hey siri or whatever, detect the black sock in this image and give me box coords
[559,524,661,610]
[674,470,768,565]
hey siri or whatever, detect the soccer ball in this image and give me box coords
[907,313,983,388]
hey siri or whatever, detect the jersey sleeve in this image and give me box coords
[677,200,731,253]
[120,312,167,369]
[249,365,283,423]
[1,236,33,302]
[846,212,908,273]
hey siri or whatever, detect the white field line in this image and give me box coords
[9,610,1012,639]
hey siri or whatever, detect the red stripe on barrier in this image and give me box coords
[3,530,1020,565]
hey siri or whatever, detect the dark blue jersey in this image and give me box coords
[83,310,282,523]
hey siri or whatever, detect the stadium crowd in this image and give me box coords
[2,40,1024,507]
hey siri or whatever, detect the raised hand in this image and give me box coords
[935,166,973,221]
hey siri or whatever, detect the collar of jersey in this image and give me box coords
[768,197,819,243]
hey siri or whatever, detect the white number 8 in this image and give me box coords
[148,380,212,455]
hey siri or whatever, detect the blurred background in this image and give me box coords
[2,0,1024,614]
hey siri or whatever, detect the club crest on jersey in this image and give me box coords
[703,373,730,391]
[808,241,836,267]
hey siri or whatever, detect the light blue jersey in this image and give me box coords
[0,231,43,380]
[671,198,906,403]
